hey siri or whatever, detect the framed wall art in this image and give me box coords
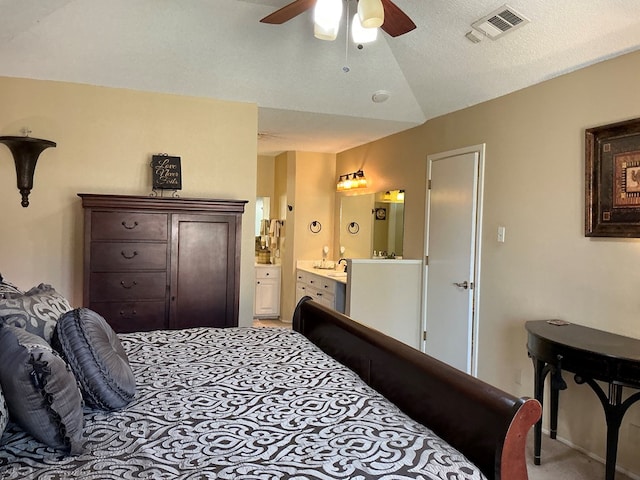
[585,118,640,237]
[151,154,182,192]
[375,207,387,221]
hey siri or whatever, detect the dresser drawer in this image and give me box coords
[90,272,167,301]
[90,301,167,333]
[91,212,168,241]
[90,242,168,271]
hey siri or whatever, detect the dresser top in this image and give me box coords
[78,193,248,213]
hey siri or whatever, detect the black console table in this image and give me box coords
[525,320,640,480]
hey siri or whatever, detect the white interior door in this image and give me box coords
[424,146,483,374]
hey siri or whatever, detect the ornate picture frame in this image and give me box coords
[585,118,640,237]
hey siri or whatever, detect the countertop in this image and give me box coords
[296,261,348,284]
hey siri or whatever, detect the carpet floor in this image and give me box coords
[527,433,634,480]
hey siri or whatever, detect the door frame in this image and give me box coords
[421,144,485,376]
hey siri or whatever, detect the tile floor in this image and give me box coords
[252,318,292,328]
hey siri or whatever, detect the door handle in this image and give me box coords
[453,281,470,289]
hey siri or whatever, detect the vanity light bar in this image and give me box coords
[337,169,367,191]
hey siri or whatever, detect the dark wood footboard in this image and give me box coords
[293,298,541,480]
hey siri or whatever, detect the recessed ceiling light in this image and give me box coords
[372,90,390,103]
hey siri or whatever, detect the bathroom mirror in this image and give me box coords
[339,190,404,259]
[255,196,271,236]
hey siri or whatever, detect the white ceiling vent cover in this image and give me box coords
[471,5,529,40]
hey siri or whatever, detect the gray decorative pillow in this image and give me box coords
[53,308,136,411]
[0,283,72,343]
[0,325,84,454]
[0,273,23,299]
[0,382,8,440]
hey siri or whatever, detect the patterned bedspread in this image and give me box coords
[0,327,486,479]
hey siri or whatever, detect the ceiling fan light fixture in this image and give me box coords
[314,22,340,41]
[357,0,384,29]
[314,0,343,40]
[351,14,378,43]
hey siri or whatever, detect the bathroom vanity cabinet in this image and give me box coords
[295,269,346,313]
[254,264,281,319]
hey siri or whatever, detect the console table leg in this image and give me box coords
[604,421,621,480]
[575,379,633,480]
[532,357,545,465]
[550,380,559,439]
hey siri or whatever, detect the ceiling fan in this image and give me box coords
[260,0,416,38]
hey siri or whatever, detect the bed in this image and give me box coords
[0,295,540,480]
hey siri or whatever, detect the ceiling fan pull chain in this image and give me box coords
[343,0,351,73]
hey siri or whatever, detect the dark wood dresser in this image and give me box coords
[79,194,248,333]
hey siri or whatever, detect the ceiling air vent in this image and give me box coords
[471,4,529,40]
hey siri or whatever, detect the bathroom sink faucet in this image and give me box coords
[337,258,347,272]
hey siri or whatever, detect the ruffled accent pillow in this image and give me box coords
[0,273,24,299]
[53,308,136,411]
[0,284,72,344]
[0,381,8,441]
[0,324,84,454]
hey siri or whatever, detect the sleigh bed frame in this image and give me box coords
[0,294,540,480]
[293,297,541,480]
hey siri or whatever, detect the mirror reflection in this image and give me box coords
[255,196,270,236]
[255,196,271,263]
[340,190,404,259]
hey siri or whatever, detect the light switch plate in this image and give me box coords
[497,226,506,243]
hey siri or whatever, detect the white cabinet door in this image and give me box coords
[254,266,281,318]
[255,277,280,317]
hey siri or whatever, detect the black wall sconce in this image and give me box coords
[0,134,56,207]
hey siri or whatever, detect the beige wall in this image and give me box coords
[274,151,336,322]
[0,77,258,326]
[256,155,275,200]
[337,49,640,475]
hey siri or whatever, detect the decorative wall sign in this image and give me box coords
[375,207,387,220]
[585,118,640,237]
[151,155,182,191]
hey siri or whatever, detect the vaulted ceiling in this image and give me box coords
[1,0,640,155]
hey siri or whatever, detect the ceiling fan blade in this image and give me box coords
[260,0,316,24]
[380,0,416,37]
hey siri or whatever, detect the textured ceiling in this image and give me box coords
[1,0,639,155]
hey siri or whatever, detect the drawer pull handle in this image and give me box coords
[119,310,137,317]
[121,220,139,230]
[121,250,138,259]
[120,280,138,289]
